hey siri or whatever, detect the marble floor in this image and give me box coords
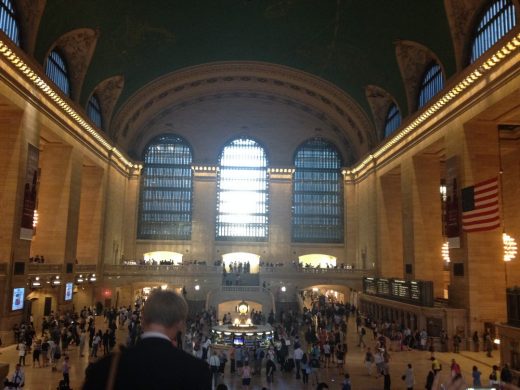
[0,316,507,390]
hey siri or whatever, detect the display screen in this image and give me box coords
[12,287,25,310]
[233,336,244,346]
[64,282,73,301]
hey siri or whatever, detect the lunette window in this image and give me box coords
[138,135,193,240]
[471,0,517,63]
[0,0,19,45]
[216,138,269,241]
[87,94,103,129]
[292,138,344,243]
[384,103,401,137]
[418,62,444,109]
[45,50,71,97]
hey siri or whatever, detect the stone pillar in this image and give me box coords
[191,167,217,261]
[356,163,378,272]
[378,170,403,278]
[100,161,128,265]
[76,165,105,264]
[268,169,293,263]
[401,154,444,297]
[500,136,520,286]
[122,172,139,261]
[344,176,358,267]
[0,105,36,263]
[447,121,506,333]
[30,144,83,263]
[0,103,40,336]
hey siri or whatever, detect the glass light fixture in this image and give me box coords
[503,233,517,262]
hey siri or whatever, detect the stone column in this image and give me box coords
[401,154,444,297]
[31,144,83,263]
[268,169,293,263]
[344,175,358,267]
[76,165,105,264]
[447,121,506,333]
[0,105,38,263]
[122,171,139,261]
[191,167,217,261]
[378,170,403,278]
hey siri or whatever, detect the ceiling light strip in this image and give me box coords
[0,40,134,169]
[348,32,520,176]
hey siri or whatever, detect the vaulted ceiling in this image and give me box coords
[29,0,466,162]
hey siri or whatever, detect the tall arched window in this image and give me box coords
[418,62,444,109]
[138,135,193,240]
[471,0,517,63]
[45,50,71,97]
[384,103,401,137]
[293,138,344,243]
[0,0,19,45]
[216,137,269,241]
[87,94,103,129]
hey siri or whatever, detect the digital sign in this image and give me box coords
[363,277,434,307]
[12,287,25,311]
[64,282,73,301]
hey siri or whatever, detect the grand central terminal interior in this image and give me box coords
[0,0,520,388]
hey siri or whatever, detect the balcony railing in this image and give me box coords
[27,263,64,274]
[75,264,97,273]
[260,264,373,276]
[103,264,221,276]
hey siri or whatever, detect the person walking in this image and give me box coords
[62,355,70,388]
[242,361,251,389]
[79,329,86,357]
[472,365,482,387]
[17,341,26,366]
[293,344,303,379]
[209,350,221,388]
[364,347,374,376]
[266,357,276,387]
[403,363,415,390]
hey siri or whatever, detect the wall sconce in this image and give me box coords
[76,274,84,284]
[88,273,97,282]
[51,275,61,287]
[30,276,42,289]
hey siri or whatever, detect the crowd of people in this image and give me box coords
[4,288,519,389]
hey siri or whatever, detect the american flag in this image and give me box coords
[461,177,500,233]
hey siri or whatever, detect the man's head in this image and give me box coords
[142,290,188,336]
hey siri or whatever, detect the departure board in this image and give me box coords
[363,277,433,307]
[377,279,390,295]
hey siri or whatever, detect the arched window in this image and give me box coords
[45,50,71,97]
[384,103,401,137]
[216,137,269,241]
[293,138,343,243]
[138,135,193,240]
[471,0,517,63]
[0,0,19,45]
[418,62,444,109]
[87,94,103,129]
